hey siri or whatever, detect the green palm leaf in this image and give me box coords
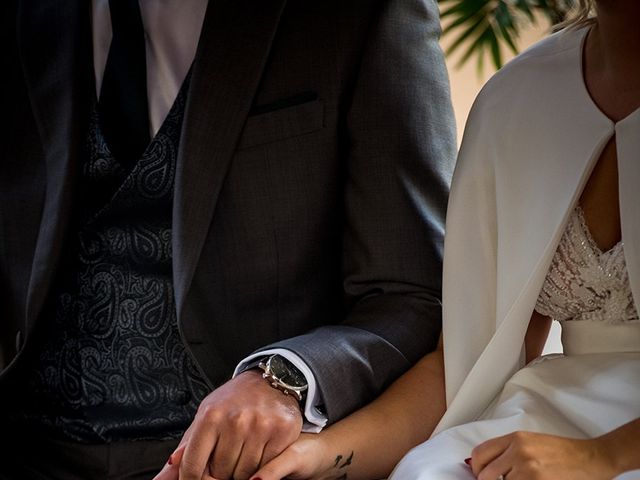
[439,0,576,72]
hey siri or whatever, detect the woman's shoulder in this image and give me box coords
[472,26,589,118]
[457,26,592,170]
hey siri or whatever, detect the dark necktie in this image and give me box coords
[98,0,150,166]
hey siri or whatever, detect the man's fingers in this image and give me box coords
[207,413,289,480]
[208,430,243,480]
[165,372,304,480]
[179,408,220,480]
[219,409,300,480]
[232,437,269,480]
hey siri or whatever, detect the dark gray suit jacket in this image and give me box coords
[0,0,456,423]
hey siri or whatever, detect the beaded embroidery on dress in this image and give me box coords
[535,206,639,324]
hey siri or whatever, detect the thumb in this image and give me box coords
[250,448,301,480]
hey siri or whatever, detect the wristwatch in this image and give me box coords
[258,354,309,403]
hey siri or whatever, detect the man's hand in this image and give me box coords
[153,369,303,480]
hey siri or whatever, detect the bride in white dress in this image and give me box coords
[245,1,640,479]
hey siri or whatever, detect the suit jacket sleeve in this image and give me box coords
[264,0,456,423]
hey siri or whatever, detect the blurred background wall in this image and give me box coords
[443,18,550,143]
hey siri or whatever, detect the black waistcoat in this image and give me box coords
[6,78,209,443]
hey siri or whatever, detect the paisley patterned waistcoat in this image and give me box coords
[8,78,209,442]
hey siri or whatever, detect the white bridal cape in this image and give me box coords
[390,26,640,479]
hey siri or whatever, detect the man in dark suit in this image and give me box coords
[0,0,455,478]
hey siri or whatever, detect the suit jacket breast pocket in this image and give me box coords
[237,94,324,150]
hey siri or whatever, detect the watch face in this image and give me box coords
[270,355,307,388]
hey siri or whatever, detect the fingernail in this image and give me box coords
[168,455,174,466]
[464,457,472,466]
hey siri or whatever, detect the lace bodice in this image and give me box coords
[535,207,639,324]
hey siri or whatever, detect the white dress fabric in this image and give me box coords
[390,26,640,480]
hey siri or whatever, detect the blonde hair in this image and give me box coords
[559,0,596,29]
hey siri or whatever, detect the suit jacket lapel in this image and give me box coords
[173,0,287,317]
[18,0,92,330]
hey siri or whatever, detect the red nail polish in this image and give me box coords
[168,455,174,466]
[464,457,472,466]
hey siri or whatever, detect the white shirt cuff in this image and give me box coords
[234,348,328,433]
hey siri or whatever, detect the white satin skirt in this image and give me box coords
[389,352,640,479]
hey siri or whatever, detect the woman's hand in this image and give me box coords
[468,431,617,480]
[250,433,353,480]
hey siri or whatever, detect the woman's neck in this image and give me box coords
[584,1,640,121]
[594,1,640,65]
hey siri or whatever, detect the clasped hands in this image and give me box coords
[153,369,303,480]
[154,375,620,480]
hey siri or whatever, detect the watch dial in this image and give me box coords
[271,355,307,388]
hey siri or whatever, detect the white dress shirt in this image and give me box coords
[92,0,207,135]
[90,0,326,431]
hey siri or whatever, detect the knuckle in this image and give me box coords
[520,444,535,459]
[511,437,535,458]
[199,404,222,424]
[255,415,275,433]
[283,410,301,427]
[512,430,528,443]
[471,444,484,458]
[231,410,257,433]
[273,413,298,433]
